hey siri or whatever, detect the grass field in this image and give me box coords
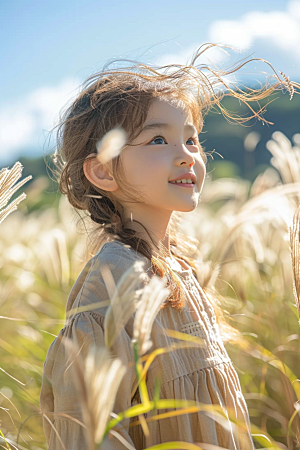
[1,130,300,449]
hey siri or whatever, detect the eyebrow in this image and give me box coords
[140,121,198,135]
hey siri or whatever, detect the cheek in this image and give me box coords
[201,160,207,177]
[120,151,152,187]
[122,150,166,186]
[196,153,206,173]
[193,157,206,189]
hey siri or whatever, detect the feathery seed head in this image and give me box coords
[104,259,150,348]
[0,162,32,224]
[63,338,126,448]
[133,274,171,355]
[96,127,127,164]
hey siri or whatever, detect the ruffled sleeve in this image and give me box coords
[40,311,138,449]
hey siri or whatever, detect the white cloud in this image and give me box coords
[153,1,300,87]
[0,78,80,165]
[175,1,300,98]
[209,0,300,59]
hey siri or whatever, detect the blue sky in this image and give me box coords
[1,0,299,165]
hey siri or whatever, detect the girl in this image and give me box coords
[40,44,298,450]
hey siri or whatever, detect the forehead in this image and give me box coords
[145,98,193,124]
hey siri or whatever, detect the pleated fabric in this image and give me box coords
[40,240,254,450]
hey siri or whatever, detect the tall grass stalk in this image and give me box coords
[289,205,300,322]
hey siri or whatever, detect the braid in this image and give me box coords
[87,195,190,309]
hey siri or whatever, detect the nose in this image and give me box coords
[176,143,196,167]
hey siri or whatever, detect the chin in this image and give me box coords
[177,202,198,212]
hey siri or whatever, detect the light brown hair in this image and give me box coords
[51,43,299,322]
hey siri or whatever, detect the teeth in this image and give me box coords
[170,178,193,184]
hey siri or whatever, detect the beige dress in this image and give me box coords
[40,240,254,450]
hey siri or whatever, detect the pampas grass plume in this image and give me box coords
[96,127,127,164]
[0,161,32,224]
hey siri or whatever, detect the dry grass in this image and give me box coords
[0,131,300,449]
[62,339,126,450]
[290,205,300,321]
[0,162,32,224]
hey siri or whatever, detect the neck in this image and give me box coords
[122,204,172,257]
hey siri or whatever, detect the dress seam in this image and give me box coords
[149,359,233,391]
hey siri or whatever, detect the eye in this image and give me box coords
[186,137,198,145]
[148,136,167,145]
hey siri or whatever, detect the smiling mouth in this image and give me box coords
[168,182,195,188]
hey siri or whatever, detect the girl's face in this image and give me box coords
[118,98,206,214]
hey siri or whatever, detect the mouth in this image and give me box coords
[168,182,195,188]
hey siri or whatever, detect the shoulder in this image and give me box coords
[97,240,151,269]
[41,311,105,382]
[93,240,152,285]
[41,311,135,393]
[66,240,152,319]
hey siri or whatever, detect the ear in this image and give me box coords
[83,153,119,192]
